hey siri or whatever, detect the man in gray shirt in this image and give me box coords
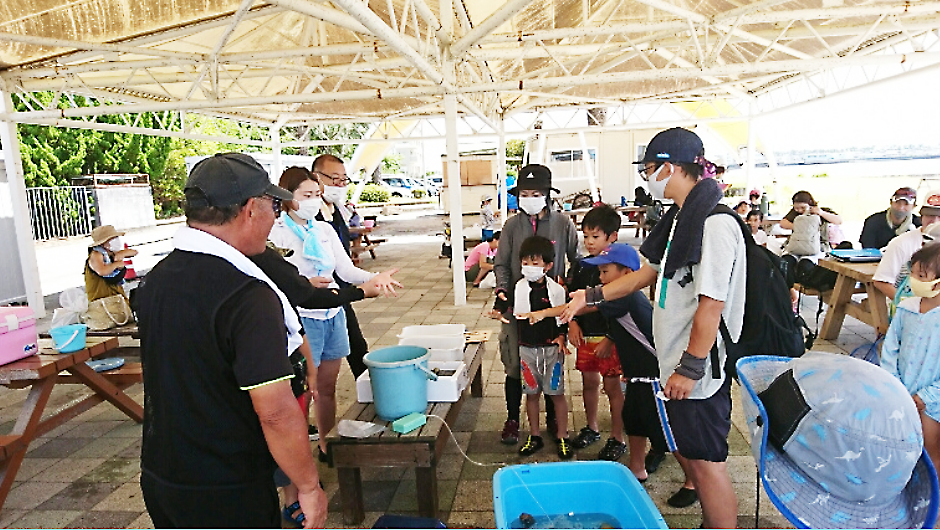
[564,128,744,528]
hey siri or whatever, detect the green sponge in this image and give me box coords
[392,412,427,434]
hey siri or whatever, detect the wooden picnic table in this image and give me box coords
[40,323,139,339]
[0,336,143,513]
[349,225,385,264]
[325,340,486,524]
[816,259,889,340]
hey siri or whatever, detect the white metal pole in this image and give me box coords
[497,119,508,226]
[271,126,282,181]
[745,99,756,193]
[0,89,45,316]
[445,93,466,306]
[578,131,600,203]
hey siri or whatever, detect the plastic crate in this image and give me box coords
[493,462,667,529]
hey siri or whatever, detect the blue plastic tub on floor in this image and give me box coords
[493,461,667,529]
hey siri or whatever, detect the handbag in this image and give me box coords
[83,294,134,330]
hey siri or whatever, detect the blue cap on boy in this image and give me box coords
[583,243,640,271]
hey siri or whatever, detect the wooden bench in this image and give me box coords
[325,341,486,524]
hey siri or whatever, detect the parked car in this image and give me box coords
[377,176,417,198]
[405,177,438,196]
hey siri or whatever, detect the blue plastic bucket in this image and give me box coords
[49,324,88,353]
[364,345,436,420]
[493,462,667,529]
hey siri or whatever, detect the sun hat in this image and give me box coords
[583,243,641,272]
[920,190,940,216]
[634,127,704,166]
[89,225,124,248]
[750,189,762,198]
[509,164,559,196]
[737,352,938,529]
[185,153,292,208]
[893,187,918,204]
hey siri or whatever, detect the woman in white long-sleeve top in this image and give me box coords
[269,167,400,460]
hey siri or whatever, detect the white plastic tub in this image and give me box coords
[398,324,466,339]
[399,335,465,351]
[357,361,468,403]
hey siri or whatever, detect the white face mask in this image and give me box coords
[519,196,546,216]
[647,164,672,201]
[108,238,123,252]
[295,198,322,220]
[909,276,940,298]
[521,265,546,282]
[322,185,346,205]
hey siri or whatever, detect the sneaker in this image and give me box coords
[667,487,699,508]
[597,438,627,461]
[572,426,601,449]
[545,416,559,443]
[308,425,319,442]
[557,437,574,460]
[645,450,666,473]
[501,419,520,445]
[519,435,545,456]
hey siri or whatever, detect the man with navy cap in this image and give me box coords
[137,153,327,528]
[564,128,744,528]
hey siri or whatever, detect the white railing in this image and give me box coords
[25,186,95,240]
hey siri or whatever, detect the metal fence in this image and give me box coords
[25,186,95,241]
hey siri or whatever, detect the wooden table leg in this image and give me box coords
[470,362,483,398]
[415,464,439,519]
[819,274,855,340]
[66,363,144,422]
[865,283,890,335]
[0,376,56,512]
[337,467,364,525]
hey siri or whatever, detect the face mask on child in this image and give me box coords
[521,265,546,282]
[909,276,940,298]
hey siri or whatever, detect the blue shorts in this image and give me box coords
[301,310,350,367]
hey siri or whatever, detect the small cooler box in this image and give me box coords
[357,361,469,403]
[0,307,39,366]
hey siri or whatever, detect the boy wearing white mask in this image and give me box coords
[512,236,572,459]
[490,164,579,447]
[882,242,940,472]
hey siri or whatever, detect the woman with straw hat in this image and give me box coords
[85,224,137,303]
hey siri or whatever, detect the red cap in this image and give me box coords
[892,187,917,204]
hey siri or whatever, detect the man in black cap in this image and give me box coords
[489,164,579,447]
[136,153,327,528]
[564,128,743,528]
[860,186,921,249]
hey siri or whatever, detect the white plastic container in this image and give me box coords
[357,361,468,403]
[399,334,465,351]
[398,324,466,340]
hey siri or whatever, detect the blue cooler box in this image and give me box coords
[493,461,667,529]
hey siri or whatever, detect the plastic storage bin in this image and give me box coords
[0,307,39,365]
[493,462,667,529]
[358,361,468,403]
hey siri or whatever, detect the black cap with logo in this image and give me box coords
[185,153,293,208]
[509,164,560,196]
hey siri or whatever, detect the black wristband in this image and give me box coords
[674,350,706,380]
[585,285,605,306]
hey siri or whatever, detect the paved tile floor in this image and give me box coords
[0,232,879,529]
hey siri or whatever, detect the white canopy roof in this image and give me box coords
[2,0,939,131]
